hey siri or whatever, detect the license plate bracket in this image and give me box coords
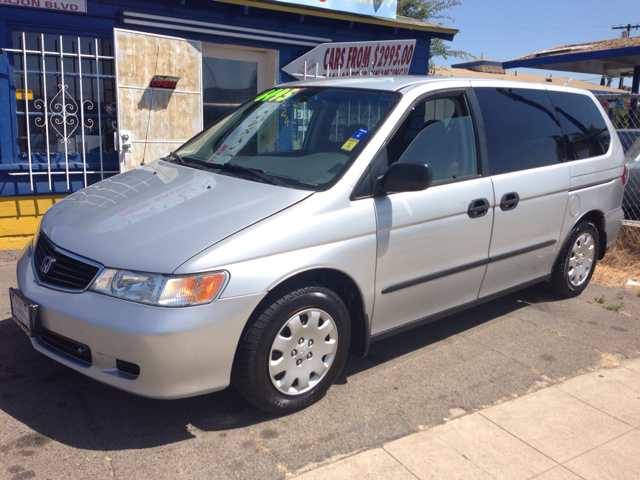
[9,288,40,337]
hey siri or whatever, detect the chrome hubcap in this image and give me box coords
[568,232,595,287]
[269,308,338,395]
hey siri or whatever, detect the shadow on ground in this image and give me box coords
[0,285,558,452]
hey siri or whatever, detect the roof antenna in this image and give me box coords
[141,45,160,167]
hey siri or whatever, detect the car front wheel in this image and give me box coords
[232,285,351,414]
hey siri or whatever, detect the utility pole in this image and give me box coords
[612,24,640,37]
[612,24,639,89]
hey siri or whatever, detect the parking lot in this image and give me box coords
[1,250,639,479]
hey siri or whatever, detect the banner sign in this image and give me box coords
[282,40,416,79]
[1,0,87,12]
[273,0,397,20]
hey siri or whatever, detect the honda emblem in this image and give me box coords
[41,256,56,274]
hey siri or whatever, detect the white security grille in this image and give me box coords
[5,32,119,191]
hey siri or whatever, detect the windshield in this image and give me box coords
[174,87,400,190]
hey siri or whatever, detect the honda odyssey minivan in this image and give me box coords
[11,77,625,413]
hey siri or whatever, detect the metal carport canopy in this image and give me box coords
[502,39,640,93]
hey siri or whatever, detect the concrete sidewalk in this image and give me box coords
[296,358,640,480]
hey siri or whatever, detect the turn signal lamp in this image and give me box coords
[159,274,227,306]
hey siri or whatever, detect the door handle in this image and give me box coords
[500,192,520,211]
[468,198,490,218]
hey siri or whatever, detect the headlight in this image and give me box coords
[90,269,228,307]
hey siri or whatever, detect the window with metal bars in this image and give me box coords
[5,31,119,192]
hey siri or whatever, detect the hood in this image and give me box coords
[41,161,313,273]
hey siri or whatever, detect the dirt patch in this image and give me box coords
[588,352,622,371]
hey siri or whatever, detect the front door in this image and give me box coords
[115,29,203,171]
[372,92,494,336]
[201,42,274,128]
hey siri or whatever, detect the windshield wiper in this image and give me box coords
[166,151,190,165]
[199,162,288,187]
[167,154,289,187]
[166,152,220,173]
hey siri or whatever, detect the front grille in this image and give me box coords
[40,328,92,365]
[34,234,101,291]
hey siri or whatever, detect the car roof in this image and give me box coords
[279,75,594,93]
[279,75,438,91]
[283,75,461,92]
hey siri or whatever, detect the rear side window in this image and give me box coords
[474,87,565,175]
[548,91,611,160]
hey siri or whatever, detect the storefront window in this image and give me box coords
[9,31,118,190]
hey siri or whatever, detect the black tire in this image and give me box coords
[232,285,350,414]
[549,220,599,298]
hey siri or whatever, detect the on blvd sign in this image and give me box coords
[274,0,397,20]
[282,40,416,79]
[1,0,86,12]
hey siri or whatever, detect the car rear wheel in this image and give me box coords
[232,285,350,414]
[549,220,598,297]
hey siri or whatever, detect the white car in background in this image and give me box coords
[617,129,640,219]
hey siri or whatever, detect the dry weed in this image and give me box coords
[593,225,640,289]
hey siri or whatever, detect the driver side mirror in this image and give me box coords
[375,162,433,195]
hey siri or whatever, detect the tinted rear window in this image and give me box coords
[548,91,611,160]
[474,87,565,175]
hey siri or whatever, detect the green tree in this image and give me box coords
[397,0,474,66]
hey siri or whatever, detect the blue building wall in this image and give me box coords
[0,0,440,197]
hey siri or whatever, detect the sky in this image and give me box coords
[435,0,639,87]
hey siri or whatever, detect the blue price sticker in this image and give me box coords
[351,128,369,140]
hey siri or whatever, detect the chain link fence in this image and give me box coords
[596,94,640,278]
[597,94,640,220]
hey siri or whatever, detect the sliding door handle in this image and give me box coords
[500,192,520,211]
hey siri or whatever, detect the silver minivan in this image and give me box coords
[11,77,626,413]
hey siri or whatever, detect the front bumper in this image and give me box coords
[16,244,265,399]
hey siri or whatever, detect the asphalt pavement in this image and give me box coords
[1,249,639,479]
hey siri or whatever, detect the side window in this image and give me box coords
[474,87,566,175]
[388,95,478,184]
[548,91,611,160]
